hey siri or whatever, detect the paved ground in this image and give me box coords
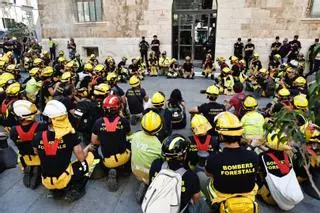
[1,75,320,213]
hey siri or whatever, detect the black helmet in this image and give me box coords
[162,134,189,160]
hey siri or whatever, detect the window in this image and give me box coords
[84,47,99,57]
[311,0,320,18]
[2,18,15,28]
[76,0,102,22]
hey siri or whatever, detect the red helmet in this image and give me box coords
[103,95,121,111]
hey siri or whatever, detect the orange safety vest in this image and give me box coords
[42,131,60,156]
[16,122,39,142]
[103,116,120,132]
[193,135,212,151]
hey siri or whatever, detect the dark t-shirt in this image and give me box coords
[92,116,130,158]
[187,135,217,166]
[149,159,200,211]
[33,131,80,177]
[10,122,47,155]
[205,147,258,193]
[198,102,225,127]
[111,85,125,97]
[129,64,139,73]
[234,42,244,57]
[280,44,292,58]
[151,39,160,52]
[271,42,282,55]
[183,63,193,72]
[244,43,255,57]
[125,88,146,114]
[231,64,241,77]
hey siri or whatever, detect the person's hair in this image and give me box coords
[248,38,252,42]
[208,95,218,101]
[237,37,241,41]
[316,38,319,42]
[233,82,243,93]
[276,36,279,39]
[169,89,183,105]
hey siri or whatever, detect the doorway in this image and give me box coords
[172,1,217,66]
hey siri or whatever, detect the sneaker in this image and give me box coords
[64,188,86,202]
[29,166,41,189]
[106,169,118,192]
[135,182,148,204]
[23,166,31,188]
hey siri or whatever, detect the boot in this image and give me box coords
[23,166,31,188]
[136,182,148,204]
[106,169,118,192]
[29,166,41,189]
[64,187,86,202]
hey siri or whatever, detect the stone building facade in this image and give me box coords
[38,0,320,65]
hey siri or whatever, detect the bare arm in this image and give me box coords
[189,106,199,114]
[73,144,85,162]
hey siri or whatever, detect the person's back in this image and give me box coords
[241,111,265,138]
[126,87,146,115]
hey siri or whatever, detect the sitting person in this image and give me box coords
[182,56,195,79]
[166,89,186,129]
[130,111,162,203]
[158,51,171,76]
[90,95,131,192]
[167,58,181,78]
[33,100,94,202]
[224,82,246,118]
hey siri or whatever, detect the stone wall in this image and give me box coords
[38,0,173,61]
[215,0,320,66]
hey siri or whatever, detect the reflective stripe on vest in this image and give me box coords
[193,135,212,151]
[16,122,39,142]
[42,131,60,156]
[103,116,120,132]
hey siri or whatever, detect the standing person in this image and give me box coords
[2,37,13,54]
[288,35,301,62]
[279,38,292,64]
[309,42,320,77]
[48,37,57,61]
[234,37,244,60]
[12,37,22,64]
[139,36,149,67]
[67,38,77,60]
[307,38,319,74]
[151,35,160,60]
[204,35,215,55]
[244,39,255,71]
[270,36,282,61]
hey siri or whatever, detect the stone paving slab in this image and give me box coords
[1,76,319,213]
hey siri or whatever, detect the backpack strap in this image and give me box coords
[42,131,60,156]
[16,122,39,142]
[161,161,187,177]
[193,135,212,151]
[1,99,14,114]
[103,116,120,132]
[266,152,290,175]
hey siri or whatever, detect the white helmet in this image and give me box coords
[13,100,38,120]
[43,100,67,118]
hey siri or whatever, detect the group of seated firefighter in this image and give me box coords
[0,48,320,213]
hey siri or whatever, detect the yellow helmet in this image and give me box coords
[293,95,308,109]
[300,123,320,143]
[29,67,40,77]
[84,63,93,72]
[136,56,142,61]
[222,67,231,74]
[57,57,66,63]
[216,56,226,62]
[5,82,21,97]
[151,92,165,107]
[293,77,306,87]
[253,53,259,58]
[230,56,238,63]
[93,83,110,96]
[77,88,88,98]
[43,50,49,56]
[191,114,212,135]
[0,72,15,87]
[106,72,118,83]
[33,58,43,66]
[141,111,163,135]
[41,66,54,78]
[0,55,9,63]
[6,64,16,73]
[94,64,105,73]
[259,68,268,74]
[266,130,291,151]
[0,60,6,69]
[286,67,294,73]
[61,71,72,83]
[239,59,245,64]
[171,58,177,63]
[214,112,243,136]
[90,54,96,59]
[6,51,13,58]
[206,85,219,96]
[58,50,64,56]
[243,96,258,110]
[274,54,281,60]
[65,61,74,70]
[129,76,140,88]
[278,88,290,98]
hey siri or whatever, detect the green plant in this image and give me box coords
[7,22,30,39]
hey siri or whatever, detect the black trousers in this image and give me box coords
[50,48,56,61]
[140,51,149,68]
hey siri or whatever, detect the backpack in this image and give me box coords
[140,41,149,52]
[73,100,96,132]
[167,102,184,124]
[220,196,258,213]
[141,162,187,213]
[262,153,304,210]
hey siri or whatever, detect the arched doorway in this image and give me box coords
[172,0,217,65]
